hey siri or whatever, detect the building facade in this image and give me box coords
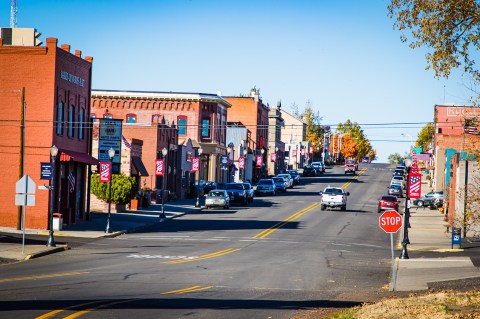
[280,110,307,169]
[0,34,95,229]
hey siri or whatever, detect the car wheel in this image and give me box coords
[243,198,247,206]
[320,204,325,211]
[206,206,209,209]
[341,206,346,211]
[224,204,229,209]
[417,200,424,207]
[377,209,381,214]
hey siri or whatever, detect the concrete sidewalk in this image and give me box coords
[393,178,480,291]
[0,198,202,262]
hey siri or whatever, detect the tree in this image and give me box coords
[388,152,406,165]
[91,173,138,205]
[417,122,435,152]
[388,0,480,79]
[341,135,359,159]
[291,101,325,159]
[336,120,376,161]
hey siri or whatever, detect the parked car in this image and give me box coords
[276,174,294,188]
[319,186,349,211]
[255,179,276,196]
[242,182,255,203]
[311,162,325,174]
[361,156,371,163]
[390,179,403,188]
[391,175,406,188]
[378,195,400,213]
[203,181,218,194]
[205,189,230,209]
[388,184,404,198]
[272,177,288,192]
[302,165,316,177]
[344,164,356,175]
[286,170,301,184]
[345,159,358,171]
[225,183,248,205]
[413,191,444,207]
[393,170,405,177]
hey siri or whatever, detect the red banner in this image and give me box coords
[191,157,200,172]
[309,146,313,154]
[271,153,277,162]
[408,172,422,198]
[256,155,263,167]
[99,162,111,183]
[300,148,305,156]
[292,150,297,157]
[156,159,165,176]
[238,156,245,169]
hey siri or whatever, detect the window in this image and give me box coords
[56,102,64,135]
[78,108,85,140]
[126,113,137,123]
[103,113,113,119]
[152,114,162,123]
[178,116,187,135]
[90,113,96,119]
[201,119,210,137]
[68,104,75,138]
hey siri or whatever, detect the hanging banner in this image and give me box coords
[256,155,263,167]
[99,162,111,183]
[271,153,277,162]
[238,156,245,169]
[191,157,200,172]
[156,159,165,176]
[292,149,297,157]
[309,146,313,154]
[408,172,422,198]
[300,148,305,156]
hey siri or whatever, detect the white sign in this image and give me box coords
[98,140,121,162]
[15,174,36,207]
[99,120,122,140]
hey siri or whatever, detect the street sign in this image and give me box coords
[40,162,52,180]
[156,159,165,176]
[379,210,403,233]
[99,162,112,182]
[408,172,422,198]
[15,174,36,206]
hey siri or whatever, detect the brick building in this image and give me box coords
[91,90,230,194]
[280,110,307,169]
[225,90,270,182]
[0,33,95,229]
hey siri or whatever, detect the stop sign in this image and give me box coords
[379,210,403,233]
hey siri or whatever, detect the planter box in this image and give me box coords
[130,198,139,210]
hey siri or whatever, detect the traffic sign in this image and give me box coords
[15,174,36,206]
[379,210,403,233]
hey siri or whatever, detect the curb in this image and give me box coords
[25,245,70,260]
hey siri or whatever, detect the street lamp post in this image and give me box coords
[275,147,279,175]
[160,147,168,219]
[47,145,58,247]
[243,149,247,181]
[195,147,203,208]
[260,148,265,178]
[105,147,115,233]
[400,158,413,259]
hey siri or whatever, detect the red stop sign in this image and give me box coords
[379,210,403,233]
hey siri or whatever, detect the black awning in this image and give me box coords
[131,156,149,176]
[59,149,99,165]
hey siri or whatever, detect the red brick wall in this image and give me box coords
[447,153,459,224]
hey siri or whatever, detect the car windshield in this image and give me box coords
[226,183,243,190]
[346,160,356,164]
[287,170,298,175]
[390,185,401,189]
[258,180,272,185]
[393,176,403,180]
[278,175,290,179]
[323,188,344,195]
[208,191,225,197]
[382,196,397,201]
[242,183,251,189]
[273,178,284,182]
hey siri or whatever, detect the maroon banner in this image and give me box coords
[271,153,277,162]
[300,148,305,156]
[408,172,422,198]
[191,157,200,172]
[99,162,111,183]
[238,156,245,169]
[156,159,165,176]
[292,149,297,157]
[309,146,313,154]
[256,155,263,167]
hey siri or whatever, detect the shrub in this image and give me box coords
[91,173,138,205]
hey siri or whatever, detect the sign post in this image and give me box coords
[379,210,403,291]
[15,174,36,255]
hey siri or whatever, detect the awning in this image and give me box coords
[60,149,99,165]
[131,156,149,176]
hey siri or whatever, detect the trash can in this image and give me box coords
[53,213,63,231]
[452,227,461,249]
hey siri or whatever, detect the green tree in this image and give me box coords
[91,173,138,205]
[416,122,434,152]
[388,152,405,165]
[388,0,480,79]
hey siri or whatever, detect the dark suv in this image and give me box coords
[225,183,248,205]
[302,165,316,177]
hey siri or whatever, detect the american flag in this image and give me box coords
[464,125,480,135]
[68,172,75,193]
[122,135,132,149]
[409,175,421,193]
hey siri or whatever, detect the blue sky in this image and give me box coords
[1,0,474,162]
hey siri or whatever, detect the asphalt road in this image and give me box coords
[0,163,400,319]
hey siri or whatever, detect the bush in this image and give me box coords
[91,173,138,205]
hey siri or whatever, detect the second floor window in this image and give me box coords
[78,108,85,140]
[68,104,75,138]
[56,102,64,135]
[126,113,137,123]
[201,119,210,137]
[178,116,187,135]
[104,113,113,119]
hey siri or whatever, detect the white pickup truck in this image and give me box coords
[319,187,349,211]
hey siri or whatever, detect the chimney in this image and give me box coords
[61,44,70,52]
[75,50,82,58]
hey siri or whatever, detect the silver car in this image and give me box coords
[255,179,277,196]
[205,189,230,209]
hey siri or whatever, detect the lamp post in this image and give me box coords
[260,148,265,178]
[275,147,279,174]
[47,145,58,247]
[105,147,115,233]
[160,147,168,219]
[243,149,247,181]
[195,147,203,207]
[400,158,413,259]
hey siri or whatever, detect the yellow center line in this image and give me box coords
[0,271,89,283]
[161,248,241,264]
[35,300,117,319]
[252,202,320,239]
[35,309,64,319]
[63,299,136,319]
[161,285,214,295]
[342,168,367,188]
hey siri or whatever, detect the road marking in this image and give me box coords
[62,299,136,319]
[127,254,193,260]
[0,271,89,283]
[35,300,119,319]
[252,203,320,239]
[161,285,214,295]
[161,248,241,264]
[341,168,367,188]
